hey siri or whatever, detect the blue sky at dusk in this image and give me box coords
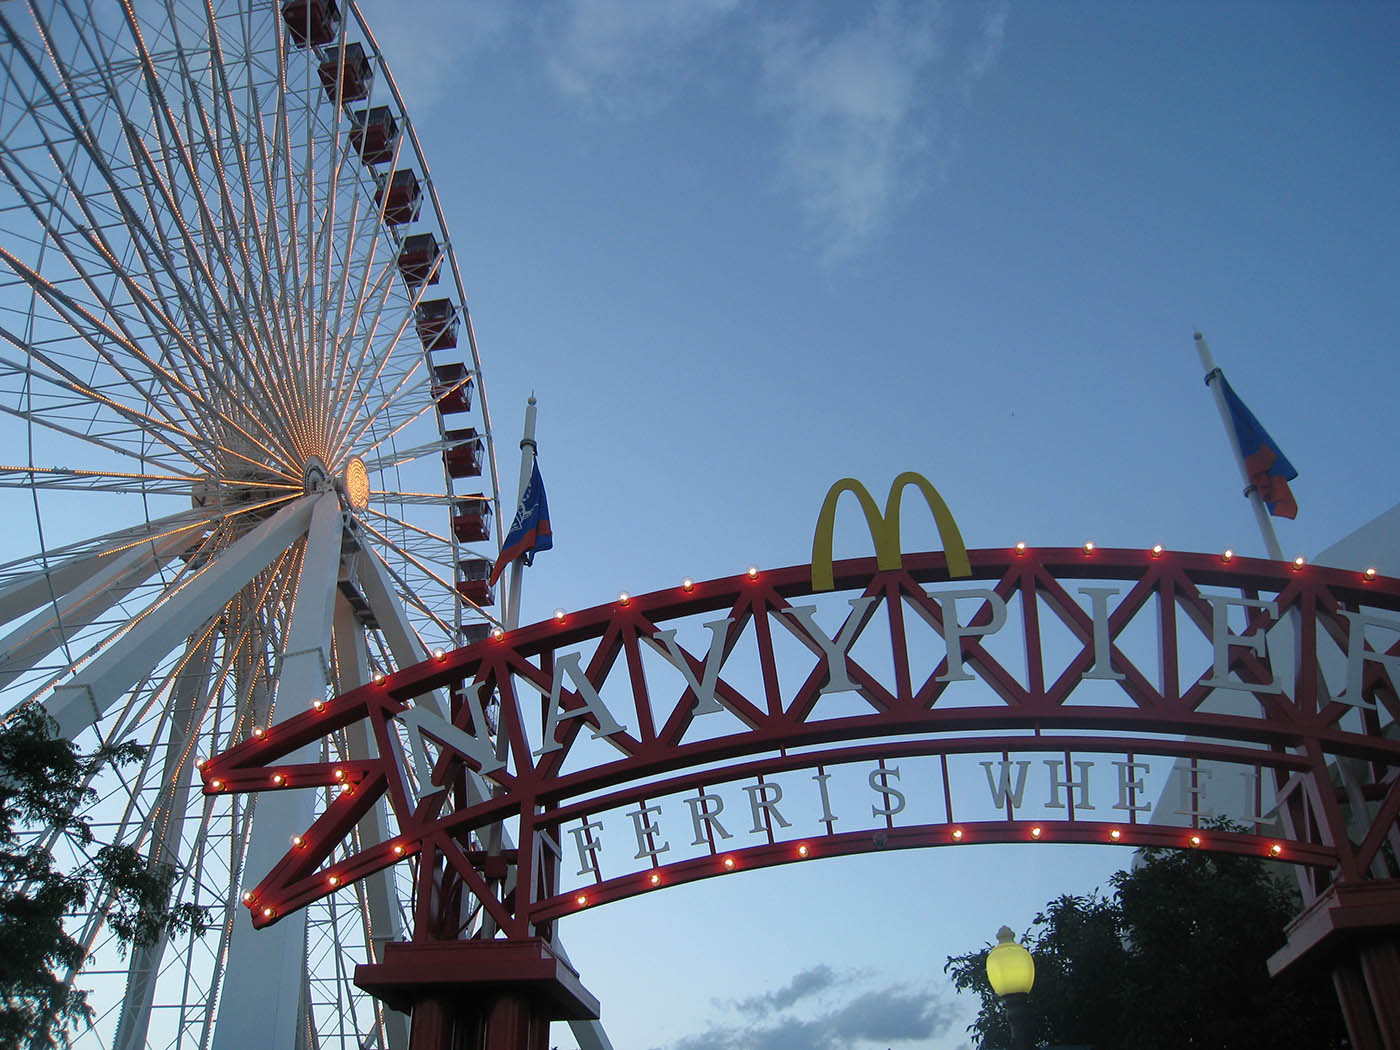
[354,3,1398,1047]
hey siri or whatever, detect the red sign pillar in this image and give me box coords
[355,939,599,1050]
[1270,883,1400,1050]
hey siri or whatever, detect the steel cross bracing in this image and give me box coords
[205,547,1400,945]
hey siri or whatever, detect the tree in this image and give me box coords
[945,825,1349,1050]
[0,706,208,1048]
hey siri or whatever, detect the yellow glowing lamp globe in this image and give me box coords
[985,926,1035,996]
[344,456,370,510]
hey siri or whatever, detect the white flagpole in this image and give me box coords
[490,396,619,1050]
[504,394,537,630]
[1194,331,1286,562]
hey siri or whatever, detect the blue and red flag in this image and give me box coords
[488,459,552,586]
[1218,375,1298,519]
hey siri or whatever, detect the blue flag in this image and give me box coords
[488,460,552,586]
[1218,375,1299,519]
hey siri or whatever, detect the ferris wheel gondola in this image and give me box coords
[0,0,502,1045]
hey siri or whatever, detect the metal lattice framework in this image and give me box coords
[0,2,503,1047]
[205,547,1400,956]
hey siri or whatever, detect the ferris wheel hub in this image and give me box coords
[342,456,370,510]
[302,456,330,493]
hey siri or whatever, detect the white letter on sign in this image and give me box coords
[397,683,503,800]
[779,597,878,694]
[743,781,792,833]
[1113,760,1152,813]
[528,652,627,755]
[685,792,734,845]
[1337,610,1400,710]
[1044,760,1095,811]
[981,760,1031,810]
[869,766,906,817]
[1078,587,1125,681]
[569,819,604,876]
[935,589,1008,682]
[1201,595,1281,692]
[648,618,735,715]
[626,802,670,860]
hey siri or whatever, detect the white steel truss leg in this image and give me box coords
[47,496,316,739]
[112,631,217,1050]
[213,492,342,1050]
[352,546,449,724]
[0,510,205,625]
[0,526,199,690]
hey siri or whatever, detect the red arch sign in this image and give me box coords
[204,545,1400,939]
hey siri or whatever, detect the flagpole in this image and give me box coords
[504,395,537,630]
[1194,331,1286,562]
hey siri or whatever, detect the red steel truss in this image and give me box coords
[203,546,1400,1046]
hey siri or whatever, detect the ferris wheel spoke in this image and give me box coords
[356,518,455,589]
[322,261,419,456]
[327,277,434,459]
[317,111,422,443]
[354,527,468,639]
[0,318,212,472]
[0,154,213,442]
[79,31,307,455]
[65,637,214,960]
[0,140,300,477]
[356,439,456,474]
[319,155,381,449]
[334,360,430,464]
[359,504,453,549]
[0,464,204,493]
[109,629,216,1050]
[152,4,279,350]
[304,25,364,453]
[197,1,304,397]
[117,128,313,455]
[247,78,309,418]
[343,355,448,465]
[5,9,265,435]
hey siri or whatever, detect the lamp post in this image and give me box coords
[985,925,1035,1050]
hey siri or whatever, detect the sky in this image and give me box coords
[352,2,1396,1047]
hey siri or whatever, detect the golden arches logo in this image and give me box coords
[811,471,972,591]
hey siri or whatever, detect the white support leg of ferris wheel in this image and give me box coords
[47,496,317,739]
[333,596,410,1050]
[0,526,199,690]
[112,632,217,1050]
[0,512,204,626]
[213,491,343,1050]
[352,544,449,720]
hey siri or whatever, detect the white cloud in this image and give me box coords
[733,964,839,1016]
[537,0,742,118]
[755,2,945,262]
[966,1,1009,84]
[670,978,957,1050]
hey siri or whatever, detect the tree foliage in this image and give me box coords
[0,706,208,1048]
[945,826,1349,1050]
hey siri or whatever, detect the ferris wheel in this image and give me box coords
[0,1,503,1046]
